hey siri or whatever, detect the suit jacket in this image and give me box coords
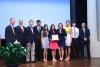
[5,25,16,44]
[79,28,90,43]
[26,26,34,44]
[56,29,67,40]
[15,26,26,45]
[33,26,44,42]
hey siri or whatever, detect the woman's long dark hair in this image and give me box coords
[50,24,56,34]
[58,23,63,29]
[43,24,49,37]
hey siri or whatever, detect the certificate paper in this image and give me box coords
[52,34,59,41]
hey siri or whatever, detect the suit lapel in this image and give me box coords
[36,26,38,32]
[37,26,42,32]
[19,26,24,33]
[82,28,85,34]
[29,27,33,34]
[10,25,15,35]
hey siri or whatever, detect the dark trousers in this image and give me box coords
[35,41,43,61]
[80,41,91,59]
[20,41,26,47]
[20,42,26,63]
[71,38,79,59]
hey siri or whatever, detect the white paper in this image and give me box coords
[52,34,59,41]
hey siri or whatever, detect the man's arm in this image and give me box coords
[5,27,10,43]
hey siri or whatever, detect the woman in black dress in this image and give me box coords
[57,23,67,61]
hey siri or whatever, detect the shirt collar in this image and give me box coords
[10,24,14,28]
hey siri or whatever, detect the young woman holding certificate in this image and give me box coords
[57,23,67,61]
[49,24,58,62]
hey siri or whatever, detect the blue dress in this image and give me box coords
[41,31,49,49]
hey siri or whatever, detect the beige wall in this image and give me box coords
[96,0,100,41]
[87,0,100,58]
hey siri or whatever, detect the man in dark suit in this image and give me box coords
[15,19,26,47]
[33,20,44,61]
[5,18,16,44]
[26,20,35,62]
[79,23,91,59]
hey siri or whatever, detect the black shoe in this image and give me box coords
[25,61,31,64]
[87,57,91,60]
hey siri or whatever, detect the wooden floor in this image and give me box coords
[19,59,100,67]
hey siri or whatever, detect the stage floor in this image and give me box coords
[19,59,100,67]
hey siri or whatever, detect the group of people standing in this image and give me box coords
[5,18,91,63]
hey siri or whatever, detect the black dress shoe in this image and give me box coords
[87,57,91,60]
[25,61,31,64]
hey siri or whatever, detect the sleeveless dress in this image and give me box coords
[64,26,72,46]
[41,31,49,49]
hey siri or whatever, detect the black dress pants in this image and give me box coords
[80,41,91,59]
[35,40,43,61]
[71,38,79,59]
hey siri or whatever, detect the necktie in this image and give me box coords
[12,27,15,35]
[74,27,76,38]
[31,27,33,33]
[21,26,24,32]
[83,28,85,37]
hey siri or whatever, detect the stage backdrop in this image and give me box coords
[0,0,70,39]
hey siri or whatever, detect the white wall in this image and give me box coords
[96,0,100,41]
[87,0,100,58]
